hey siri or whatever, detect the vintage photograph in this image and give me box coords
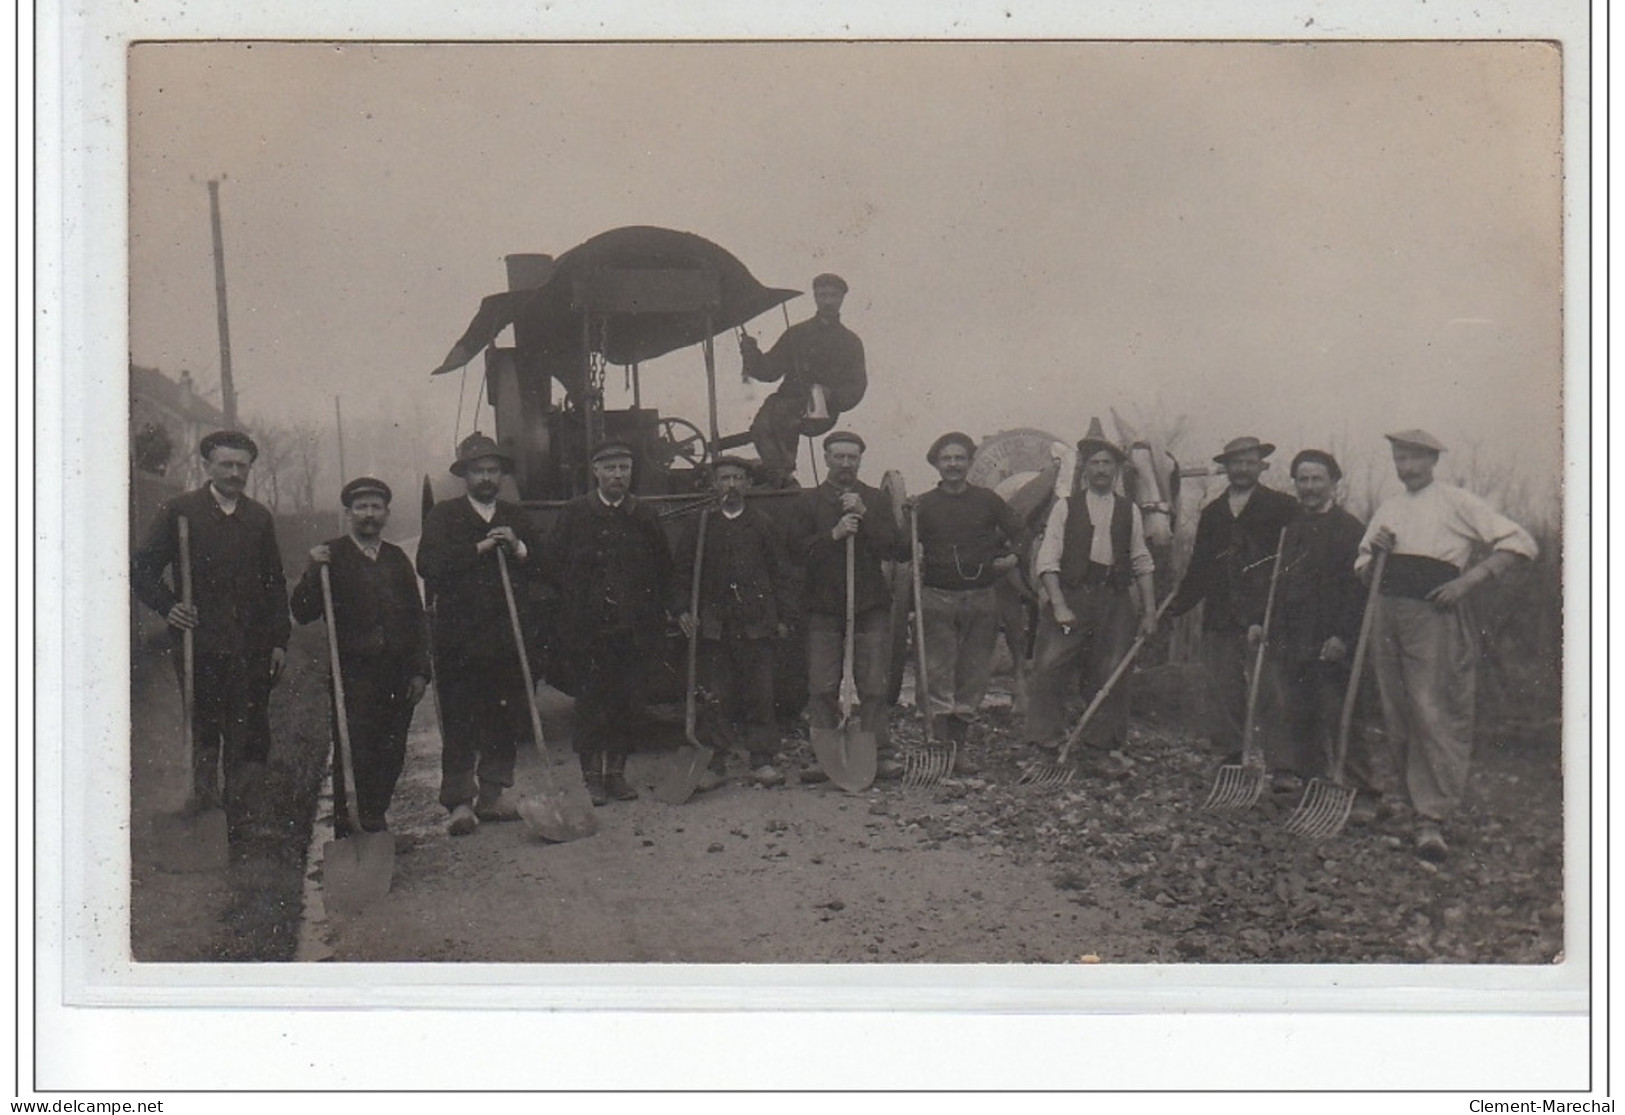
[124,39,1568,968]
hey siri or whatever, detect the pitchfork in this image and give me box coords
[901,504,955,789]
[1284,547,1388,839]
[1018,593,1175,788]
[1202,527,1289,811]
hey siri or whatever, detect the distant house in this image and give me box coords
[129,361,229,492]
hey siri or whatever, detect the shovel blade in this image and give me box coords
[149,807,229,873]
[810,725,877,792]
[652,744,713,805]
[1203,764,1267,811]
[1283,780,1356,839]
[519,768,599,842]
[322,831,394,914]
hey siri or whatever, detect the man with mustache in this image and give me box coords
[132,429,290,845]
[290,477,430,837]
[542,442,673,805]
[1168,435,1300,761]
[417,433,541,836]
[908,431,1028,761]
[1356,430,1537,861]
[739,273,867,485]
[1025,422,1159,761]
[673,456,796,788]
[785,431,909,772]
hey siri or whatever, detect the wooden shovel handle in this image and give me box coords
[320,565,364,833]
[685,509,710,744]
[177,515,196,783]
[1331,547,1389,782]
[496,546,548,753]
[840,533,858,715]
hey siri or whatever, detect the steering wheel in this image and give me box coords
[654,417,710,470]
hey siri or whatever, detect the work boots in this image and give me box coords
[579,751,609,807]
[604,753,640,802]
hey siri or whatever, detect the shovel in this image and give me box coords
[1285,548,1388,839]
[498,547,599,842]
[810,534,878,792]
[151,515,230,872]
[1020,593,1175,788]
[653,509,714,804]
[318,564,395,913]
[1204,526,1289,811]
[901,504,954,789]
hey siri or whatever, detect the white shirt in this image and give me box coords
[721,505,745,521]
[1035,493,1155,579]
[208,483,239,516]
[1355,481,1538,573]
[348,534,381,562]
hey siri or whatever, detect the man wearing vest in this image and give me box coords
[290,477,430,837]
[1356,429,1537,861]
[1167,435,1300,760]
[1024,423,1159,760]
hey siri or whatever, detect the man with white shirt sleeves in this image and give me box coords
[1356,429,1538,862]
[1023,422,1158,758]
[290,477,429,837]
[133,429,290,843]
[416,434,542,836]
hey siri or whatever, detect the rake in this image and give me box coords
[900,505,956,789]
[1018,593,1175,788]
[1285,548,1388,839]
[1202,527,1288,811]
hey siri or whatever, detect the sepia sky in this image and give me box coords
[127,40,1564,509]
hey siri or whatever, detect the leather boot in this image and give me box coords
[579,751,608,807]
[604,752,640,801]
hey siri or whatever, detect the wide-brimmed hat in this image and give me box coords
[449,432,515,477]
[1076,417,1127,463]
[926,431,977,466]
[340,476,393,507]
[1384,428,1447,454]
[1213,435,1276,464]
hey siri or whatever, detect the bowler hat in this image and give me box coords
[1384,428,1447,454]
[823,430,866,453]
[927,431,977,466]
[199,429,259,462]
[340,476,393,507]
[1289,449,1343,483]
[449,432,515,476]
[1213,436,1276,464]
[812,273,849,294]
[590,441,636,464]
[1076,417,1127,463]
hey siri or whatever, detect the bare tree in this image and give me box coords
[289,419,324,512]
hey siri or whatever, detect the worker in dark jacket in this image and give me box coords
[910,431,1029,751]
[416,433,542,836]
[673,456,796,787]
[541,442,673,805]
[1167,436,1299,759]
[290,477,429,836]
[1257,450,1369,790]
[784,431,909,761]
[739,273,867,482]
[131,429,290,842]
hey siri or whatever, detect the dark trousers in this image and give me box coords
[572,633,650,758]
[1199,627,1252,753]
[329,658,415,835]
[806,608,892,750]
[436,655,527,810]
[699,631,778,759]
[174,649,274,834]
[1026,585,1137,749]
[749,394,806,473]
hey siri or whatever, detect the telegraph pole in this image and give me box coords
[334,395,347,482]
[207,178,238,426]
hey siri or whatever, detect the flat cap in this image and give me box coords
[340,476,393,507]
[811,272,849,293]
[1384,428,1447,453]
[590,441,636,464]
[198,429,259,462]
[449,432,515,476]
[1213,435,1276,464]
[711,454,757,478]
[927,431,977,466]
[822,430,866,453]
